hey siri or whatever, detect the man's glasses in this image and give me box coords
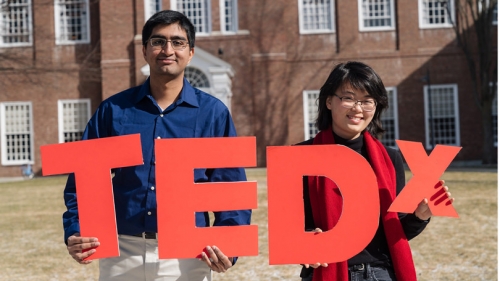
[334,94,377,112]
[148,38,189,51]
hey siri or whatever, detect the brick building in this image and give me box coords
[0,0,497,176]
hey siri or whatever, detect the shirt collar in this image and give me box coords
[132,77,199,108]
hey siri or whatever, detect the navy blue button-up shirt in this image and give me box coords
[63,78,251,243]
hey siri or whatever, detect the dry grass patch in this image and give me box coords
[0,176,99,281]
[0,168,496,281]
[409,169,497,281]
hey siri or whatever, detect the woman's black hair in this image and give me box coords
[142,10,196,49]
[315,61,389,138]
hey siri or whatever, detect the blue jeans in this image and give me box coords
[301,264,396,281]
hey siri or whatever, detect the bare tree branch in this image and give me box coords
[443,0,497,164]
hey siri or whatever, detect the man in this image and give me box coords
[63,10,251,280]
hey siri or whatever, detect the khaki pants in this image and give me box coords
[99,235,212,281]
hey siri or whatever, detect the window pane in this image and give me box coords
[1,102,33,164]
[303,90,320,139]
[421,0,452,26]
[60,100,90,143]
[224,0,237,32]
[426,85,459,147]
[0,0,32,46]
[493,4,498,25]
[301,0,334,32]
[361,0,393,28]
[145,0,162,21]
[381,88,397,147]
[185,67,210,88]
[55,0,90,43]
[177,0,210,33]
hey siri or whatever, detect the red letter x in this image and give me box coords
[388,140,461,217]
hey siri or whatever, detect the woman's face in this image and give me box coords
[326,83,376,140]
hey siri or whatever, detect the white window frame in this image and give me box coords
[380,87,399,147]
[423,84,460,149]
[54,0,91,45]
[57,99,91,143]
[220,0,238,33]
[0,101,34,166]
[185,66,210,89]
[0,0,33,47]
[144,0,162,21]
[358,0,395,32]
[418,0,455,29]
[303,90,320,140]
[170,0,212,35]
[298,0,335,34]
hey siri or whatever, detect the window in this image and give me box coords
[480,1,497,25]
[58,99,91,143]
[419,0,455,29]
[298,0,335,34]
[380,87,399,147]
[171,0,211,34]
[185,67,210,88]
[424,84,460,149]
[0,102,34,165]
[493,4,498,25]
[303,90,320,140]
[0,0,32,47]
[358,0,395,31]
[220,0,238,33]
[491,83,497,146]
[145,0,162,21]
[54,0,90,44]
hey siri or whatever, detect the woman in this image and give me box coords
[299,61,452,281]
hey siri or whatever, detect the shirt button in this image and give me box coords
[151,186,155,190]
[156,136,161,139]
[148,211,152,215]
[160,114,164,117]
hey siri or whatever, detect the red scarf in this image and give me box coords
[308,130,417,281]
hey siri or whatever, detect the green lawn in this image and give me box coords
[0,168,496,281]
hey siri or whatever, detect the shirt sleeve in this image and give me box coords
[62,104,110,244]
[391,148,430,240]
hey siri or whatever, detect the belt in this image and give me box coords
[131,232,157,239]
[348,261,390,272]
[348,263,367,272]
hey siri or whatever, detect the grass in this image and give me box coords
[0,168,496,281]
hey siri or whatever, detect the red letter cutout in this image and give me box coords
[267,145,379,265]
[41,134,143,260]
[388,140,461,217]
[156,137,258,259]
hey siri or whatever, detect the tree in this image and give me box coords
[444,0,498,164]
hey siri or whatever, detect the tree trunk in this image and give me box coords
[480,97,496,164]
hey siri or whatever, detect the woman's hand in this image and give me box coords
[414,180,454,221]
[302,228,329,269]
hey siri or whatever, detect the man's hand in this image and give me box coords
[200,245,233,273]
[302,228,329,269]
[67,233,100,264]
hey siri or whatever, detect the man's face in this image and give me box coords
[142,23,194,79]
